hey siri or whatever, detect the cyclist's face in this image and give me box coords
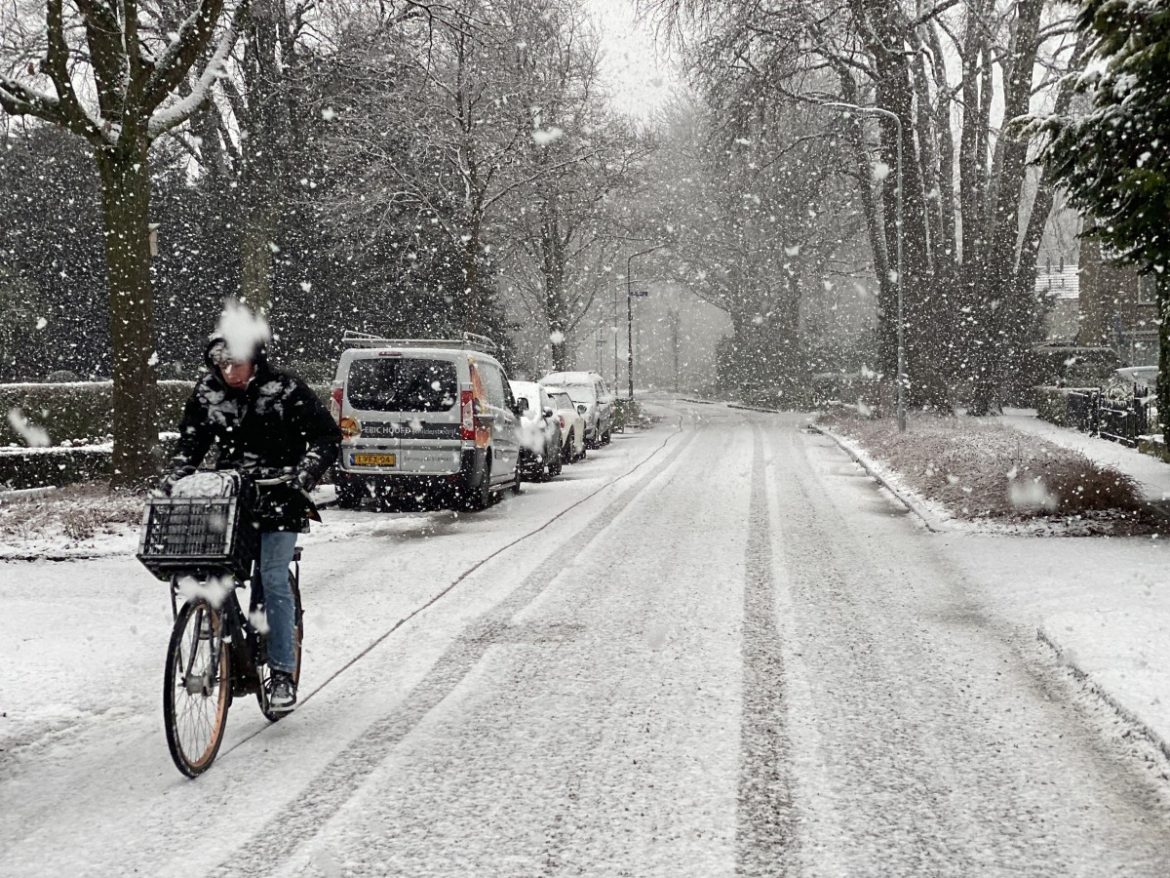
[220,360,254,389]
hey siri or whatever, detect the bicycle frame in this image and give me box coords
[167,546,302,698]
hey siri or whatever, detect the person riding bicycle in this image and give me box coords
[162,304,340,712]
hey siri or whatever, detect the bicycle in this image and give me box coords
[137,471,304,777]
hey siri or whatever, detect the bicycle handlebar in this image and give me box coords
[254,475,294,487]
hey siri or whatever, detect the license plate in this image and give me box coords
[353,453,396,467]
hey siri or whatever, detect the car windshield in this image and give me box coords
[346,358,457,412]
[550,383,594,404]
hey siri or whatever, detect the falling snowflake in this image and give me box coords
[533,127,564,146]
[6,408,51,447]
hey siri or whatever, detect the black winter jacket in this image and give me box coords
[170,341,341,532]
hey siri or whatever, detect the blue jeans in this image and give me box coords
[259,531,299,674]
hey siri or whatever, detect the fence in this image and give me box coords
[1048,387,1153,447]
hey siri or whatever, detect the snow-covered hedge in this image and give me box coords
[0,446,114,490]
[0,380,193,445]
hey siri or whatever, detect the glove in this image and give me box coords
[294,468,316,500]
[154,468,191,497]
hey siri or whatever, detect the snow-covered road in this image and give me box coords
[3,401,1170,876]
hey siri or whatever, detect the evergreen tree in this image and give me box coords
[1043,0,1170,433]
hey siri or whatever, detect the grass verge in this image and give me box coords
[818,410,1154,529]
[0,483,142,546]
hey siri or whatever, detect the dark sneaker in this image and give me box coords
[268,670,297,712]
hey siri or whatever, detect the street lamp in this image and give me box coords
[627,244,668,400]
[819,100,906,433]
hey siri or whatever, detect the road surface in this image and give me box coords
[2,400,1169,876]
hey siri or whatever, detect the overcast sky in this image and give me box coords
[582,0,679,119]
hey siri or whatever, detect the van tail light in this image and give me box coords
[460,389,476,441]
[329,385,343,422]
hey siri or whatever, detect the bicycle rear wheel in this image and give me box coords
[163,598,231,777]
[257,571,303,722]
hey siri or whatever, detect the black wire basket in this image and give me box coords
[137,477,259,580]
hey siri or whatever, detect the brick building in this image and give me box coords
[1077,239,1159,366]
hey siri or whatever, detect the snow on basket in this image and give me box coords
[137,472,258,580]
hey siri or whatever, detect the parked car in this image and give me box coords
[539,371,614,448]
[329,331,522,511]
[1111,365,1158,396]
[1028,343,1124,388]
[509,380,563,481]
[549,391,586,463]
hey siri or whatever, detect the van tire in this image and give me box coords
[462,458,492,512]
[336,484,362,510]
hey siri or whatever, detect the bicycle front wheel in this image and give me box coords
[163,598,231,777]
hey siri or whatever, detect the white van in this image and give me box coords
[329,332,522,511]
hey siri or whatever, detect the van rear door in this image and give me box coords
[342,353,462,475]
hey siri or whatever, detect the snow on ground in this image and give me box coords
[4,402,1170,874]
[822,405,1170,762]
[0,421,684,875]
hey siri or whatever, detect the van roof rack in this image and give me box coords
[342,330,499,354]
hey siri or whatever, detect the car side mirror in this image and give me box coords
[516,397,529,413]
[577,404,587,415]
[542,407,554,418]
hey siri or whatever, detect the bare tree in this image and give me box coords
[0,0,243,485]
[652,0,1085,412]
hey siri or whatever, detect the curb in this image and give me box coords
[808,422,948,534]
[727,402,785,414]
[1036,626,1170,767]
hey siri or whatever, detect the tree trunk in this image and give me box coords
[968,0,1044,416]
[837,70,893,378]
[95,140,159,488]
[1159,275,1170,439]
[239,0,290,316]
[462,223,483,336]
[540,196,570,370]
[868,15,948,411]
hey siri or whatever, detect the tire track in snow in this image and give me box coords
[207,418,703,877]
[217,416,687,762]
[735,425,797,876]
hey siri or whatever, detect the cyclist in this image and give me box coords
[162,308,340,711]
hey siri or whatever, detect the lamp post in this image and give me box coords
[626,244,668,400]
[820,101,906,432]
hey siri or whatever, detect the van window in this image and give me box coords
[477,360,510,409]
[346,358,457,412]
